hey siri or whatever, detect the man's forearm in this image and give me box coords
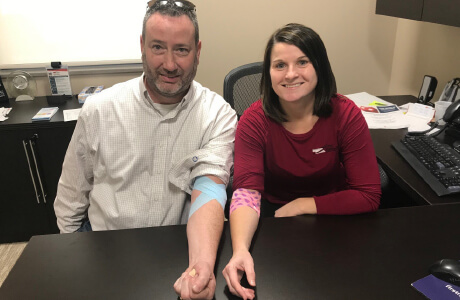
[187,199,224,268]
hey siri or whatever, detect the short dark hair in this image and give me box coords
[142,0,199,46]
[261,23,337,123]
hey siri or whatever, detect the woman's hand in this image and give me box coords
[274,197,317,217]
[222,249,256,300]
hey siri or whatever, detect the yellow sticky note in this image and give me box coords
[369,101,387,106]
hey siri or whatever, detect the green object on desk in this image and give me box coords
[369,101,387,106]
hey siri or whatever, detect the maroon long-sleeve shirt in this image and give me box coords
[232,94,381,215]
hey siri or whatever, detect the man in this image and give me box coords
[54,1,237,299]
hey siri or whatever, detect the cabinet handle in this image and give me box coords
[23,140,41,204]
[29,135,47,204]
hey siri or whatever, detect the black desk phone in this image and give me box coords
[439,78,460,103]
[443,98,460,138]
[440,78,460,125]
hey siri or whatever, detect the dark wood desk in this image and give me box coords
[373,95,460,206]
[1,204,459,299]
[1,96,81,127]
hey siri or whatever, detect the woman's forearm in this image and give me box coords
[230,206,259,252]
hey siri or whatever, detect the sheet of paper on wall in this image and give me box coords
[63,108,81,122]
[46,65,72,96]
[403,103,435,132]
[346,92,408,129]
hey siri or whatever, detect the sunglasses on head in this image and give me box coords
[147,0,196,12]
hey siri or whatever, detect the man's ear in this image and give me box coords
[196,40,202,64]
[140,34,145,54]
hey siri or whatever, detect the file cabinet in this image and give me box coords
[0,97,79,243]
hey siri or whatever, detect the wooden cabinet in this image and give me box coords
[376,0,460,28]
[423,0,460,27]
[376,0,423,21]
[0,97,80,243]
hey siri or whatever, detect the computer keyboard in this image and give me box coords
[392,135,460,196]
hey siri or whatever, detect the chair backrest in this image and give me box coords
[223,62,263,117]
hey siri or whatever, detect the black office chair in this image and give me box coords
[379,164,389,190]
[223,62,263,118]
[222,62,262,218]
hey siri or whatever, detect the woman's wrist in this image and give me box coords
[299,197,317,214]
[232,239,251,253]
[233,247,251,256]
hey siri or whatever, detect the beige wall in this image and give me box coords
[11,0,460,100]
[389,19,460,100]
[192,0,398,97]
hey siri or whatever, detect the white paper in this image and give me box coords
[406,103,435,119]
[63,108,81,122]
[361,108,409,129]
[0,107,12,121]
[403,103,435,132]
[346,92,408,129]
[346,92,393,107]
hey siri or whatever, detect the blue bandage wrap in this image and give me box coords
[189,176,227,218]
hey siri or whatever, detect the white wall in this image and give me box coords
[1,0,460,100]
[0,0,145,66]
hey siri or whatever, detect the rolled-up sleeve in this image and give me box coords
[169,97,237,194]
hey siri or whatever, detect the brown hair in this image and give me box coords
[142,0,199,46]
[261,23,336,123]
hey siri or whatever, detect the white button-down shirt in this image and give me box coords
[54,75,237,233]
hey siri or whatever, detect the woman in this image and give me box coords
[222,23,381,299]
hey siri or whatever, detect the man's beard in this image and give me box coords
[142,52,198,99]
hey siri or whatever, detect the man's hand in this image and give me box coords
[174,261,216,300]
[222,249,256,300]
[274,197,317,218]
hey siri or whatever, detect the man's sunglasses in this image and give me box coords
[147,0,196,12]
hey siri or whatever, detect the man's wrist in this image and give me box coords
[187,260,214,274]
[189,258,215,269]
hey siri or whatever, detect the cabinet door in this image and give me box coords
[423,0,460,27]
[36,124,76,233]
[0,129,52,243]
[376,0,424,21]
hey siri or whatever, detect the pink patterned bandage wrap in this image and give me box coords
[230,188,261,217]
